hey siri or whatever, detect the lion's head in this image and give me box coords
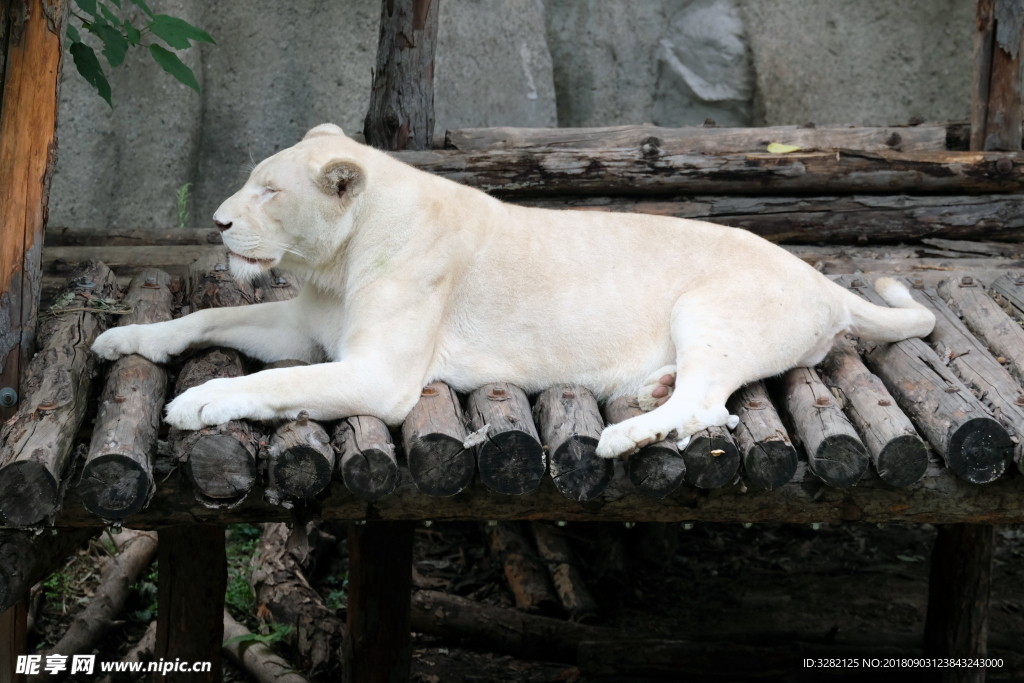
[213,123,371,280]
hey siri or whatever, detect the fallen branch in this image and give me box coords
[96,620,157,683]
[222,610,307,683]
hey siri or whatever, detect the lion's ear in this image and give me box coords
[304,123,345,140]
[315,159,366,200]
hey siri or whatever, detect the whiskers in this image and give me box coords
[262,238,308,260]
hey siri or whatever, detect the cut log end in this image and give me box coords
[0,462,58,527]
[187,434,257,502]
[407,434,475,497]
[270,445,334,500]
[477,431,546,496]
[681,429,740,489]
[79,454,151,518]
[625,446,685,499]
[948,417,1014,484]
[876,435,930,488]
[810,435,870,489]
[550,437,613,502]
[340,448,400,501]
[741,440,798,491]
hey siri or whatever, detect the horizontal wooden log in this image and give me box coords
[443,124,951,154]
[0,261,120,526]
[904,277,1024,472]
[0,528,98,612]
[467,382,546,495]
[818,340,928,488]
[40,446,1024,526]
[921,238,1024,258]
[777,366,869,489]
[680,426,741,490]
[602,397,684,499]
[530,522,598,623]
[43,245,218,280]
[266,411,334,502]
[45,227,222,247]
[81,269,174,519]
[402,381,473,497]
[486,521,560,615]
[726,382,797,491]
[534,385,611,502]
[333,415,400,500]
[836,275,1014,484]
[517,194,1024,244]
[395,148,1024,197]
[222,610,308,683]
[409,590,613,663]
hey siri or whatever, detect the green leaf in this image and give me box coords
[123,19,140,45]
[127,0,153,19]
[148,14,215,50]
[66,24,81,43]
[70,42,112,106]
[75,0,97,16]
[149,44,200,93]
[108,0,121,7]
[94,24,128,67]
[223,633,260,647]
[98,1,120,24]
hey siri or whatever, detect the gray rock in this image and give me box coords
[435,0,557,133]
[741,0,973,126]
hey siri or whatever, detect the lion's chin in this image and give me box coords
[228,251,278,281]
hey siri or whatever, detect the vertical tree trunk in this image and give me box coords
[154,526,226,683]
[342,522,415,683]
[363,0,439,150]
[972,0,1024,151]
[0,0,71,422]
[345,2,439,680]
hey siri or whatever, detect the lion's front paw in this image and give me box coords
[165,378,269,430]
[596,425,638,459]
[92,325,175,363]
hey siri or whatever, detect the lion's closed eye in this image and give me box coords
[259,187,279,202]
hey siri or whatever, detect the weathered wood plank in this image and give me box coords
[444,124,950,154]
[836,275,1014,484]
[517,194,1024,244]
[80,270,173,519]
[906,276,1024,473]
[45,226,221,247]
[402,381,473,497]
[333,416,400,501]
[818,339,928,488]
[990,271,1024,320]
[0,262,120,526]
[533,385,610,502]
[973,0,1024,152]
[266,411,334,502]
[680,426,741,490]
[467,383,546,496]
[946,274,1024,384]
[602,397,684,499]
[726,382,797,491]
[776,366,869,489]
[0,0,72,423]
[42,245,220,280]
[395,148,1024,197]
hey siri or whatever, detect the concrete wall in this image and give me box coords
[48,0,974,229]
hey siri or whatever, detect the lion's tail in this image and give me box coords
[845,277,935,342]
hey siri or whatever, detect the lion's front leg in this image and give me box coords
[92,300,320,364]
[164,358,422,430]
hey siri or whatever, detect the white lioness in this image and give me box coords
[92,124,935,459]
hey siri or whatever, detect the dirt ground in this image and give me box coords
[32,520,1024,682]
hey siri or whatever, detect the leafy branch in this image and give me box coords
[66,0,215,107]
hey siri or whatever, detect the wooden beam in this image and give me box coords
[0,602,26,683]
[0,0,71,423]
[972,0,1024,151]
[394,148,1024,197]
[154,526,225,683]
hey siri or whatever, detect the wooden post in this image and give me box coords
[401,381,473,497]
[533,385,611,501]
[343,521,415,683]
[924,524,993,683]
[972,0,1024,151]
[726,382,798,490]
[467,383,546,496]
[333,416,400,500]
[154,526,226,683]
[0,602,26,683]
[346,2,439,680]
[0,0,71,424]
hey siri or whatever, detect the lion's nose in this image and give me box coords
[215,220,232,232]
